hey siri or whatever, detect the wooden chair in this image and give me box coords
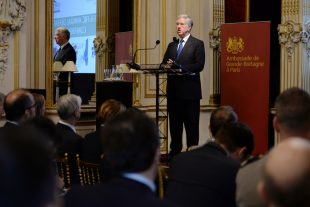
[157,165,169,199]
[76,154,101,185]
[55,153,71,188]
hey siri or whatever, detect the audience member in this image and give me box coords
[165,122,253,207]
[258,138,310,207]
[236,87,310,207]
[56,94,83,156]
[81,99,126,162]
[2,88,35,129]
[32,93,46,116]
[65,109,178,207]
[56,94,84,185]
[0,127,57,207]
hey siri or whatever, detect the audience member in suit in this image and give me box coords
[236,87,310,207]
[32,93,46,116]
[22,116,65,195]
[165,122,254,207]
[54,27,76,97]
[1,88,36,129]
[162,14,205,159]
[56,94,84,185]
[258,138,310,207]
[81,99,126,162]
[0,91,5,118]
[65,109,178,207]
[0,127,57,207]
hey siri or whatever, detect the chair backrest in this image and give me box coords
[55,153,71,188]
[157,165,169,199]
[76,154,101,185]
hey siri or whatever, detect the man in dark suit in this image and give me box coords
[1,89,36,129]
[65,109,178,207]
[54,27,76,98]
[56,94,83,185]
[162,14,205,159]
[164,122,254,207]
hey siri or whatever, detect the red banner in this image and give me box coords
[220,22,270,155]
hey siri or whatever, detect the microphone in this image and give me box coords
[127,40,160,70]
[173,37,178,43]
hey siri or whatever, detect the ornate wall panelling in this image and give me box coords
[278,0,308,91]
[208,0,224,105]
[0,0,26,91]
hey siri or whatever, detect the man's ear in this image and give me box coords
[273,116,280,133]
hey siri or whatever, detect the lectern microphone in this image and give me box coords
[127,40,160,70]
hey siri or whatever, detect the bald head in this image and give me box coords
[4,89,36,123]
[259,138,310,207]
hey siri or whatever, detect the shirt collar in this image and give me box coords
[60,41,69,50]
[58,119,76,133]
[181,34,190,44]
[6,120,19,125]
[122,172,156,192]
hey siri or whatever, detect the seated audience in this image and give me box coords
[32,93,46,116]
[2,88,35,129]
[165,122,254,207]
[236,87,310,207]
[258,137,310,207]
[56,94,84,185]
[81,99,126,162]
[65,109,178,207]
[0,127,57,207]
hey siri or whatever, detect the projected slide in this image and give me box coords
[53,0,96,73]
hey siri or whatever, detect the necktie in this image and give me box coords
[54,48,61,60]
[177,39,184,59]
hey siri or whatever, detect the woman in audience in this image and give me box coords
[81,99,126,162]
[32,93,46,116]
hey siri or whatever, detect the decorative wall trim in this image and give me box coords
[278,20,302,58]
[301,20,310,57]
[209,26,221,49]
[0,0,26,81]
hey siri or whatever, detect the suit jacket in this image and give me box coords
[65,177,178,207]
[54,42,76,65]
[81,130,103,163]
[56,123,83,156]
[162,35,205,100]
[236,156,267,207]
[165,142,239,207]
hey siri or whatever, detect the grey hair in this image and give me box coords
[56,27,70,40]
[56,94,81,120]
[177,14,193,28]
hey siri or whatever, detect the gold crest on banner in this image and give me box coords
[226,36,245,54]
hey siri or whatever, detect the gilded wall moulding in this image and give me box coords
[301,21,310,57]
[278,21,302,57]
[93,35,107,57]
[0,0,26,78]
[209,26,221,50]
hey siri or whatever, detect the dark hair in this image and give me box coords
[21,116,61,151]
[275,87,310,134]
[4,89,34,121]
[32,93,45,116]
[216,122,254,157]
[210,106,238,137]
[101,109,159,174]
[0,128,56,207]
